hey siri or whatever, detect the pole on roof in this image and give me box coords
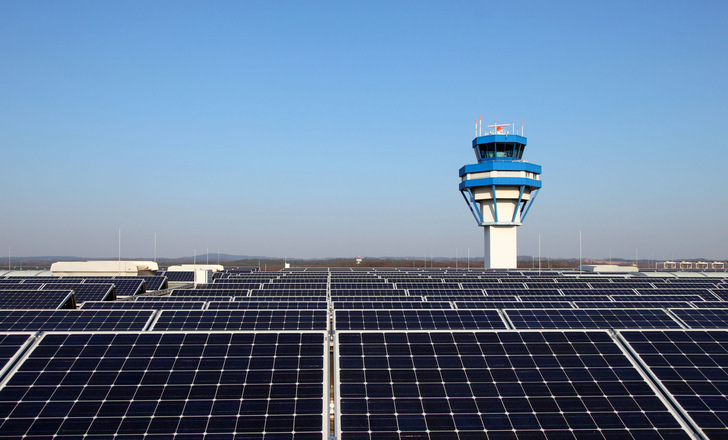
[118,229,121,275]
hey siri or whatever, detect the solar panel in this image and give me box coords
[515,288,563,296]
[525,295,610,302]
[207,301,329,310]
[335,330,693,439]
[151,310,329,331]
[0,333,35,380]
[561,288,638,296]
[669,308,728,329]
[330,296,423,302]
[170,288,249,297]
[504,308,683,330]
[0,331,328,438]
[330,289,408,296]
[140,295,233,302]
[0,290,75,309]
[690,301,728,309]
[85,279,144,297]
[0,284,43,291]
[333,310,507,330]
[332,301,452,310]
[41,283,116,302]
[424,295,518,302]
[250,289,326,297]
[262,283,328,290]
[132,276,166,291]
[407,289,485,296]
[0,309,155,331]
[575,301,693,309]
[205,283,263,289]
[164,271,194,282]
[613,294,711,302]
[237,296,328,302]
[80,301,206,310]
[619,329,728,439]
[455,301,573,309]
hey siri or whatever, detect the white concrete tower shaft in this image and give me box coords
[458,125,542,269]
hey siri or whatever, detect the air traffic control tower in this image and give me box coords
[459,119,542,269]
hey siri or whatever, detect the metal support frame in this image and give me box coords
[512,185,525,222]
[460,189,483,225]
[520,188,539,222]
[491,185,499,222]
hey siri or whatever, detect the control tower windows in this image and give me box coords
[477,143,525,161]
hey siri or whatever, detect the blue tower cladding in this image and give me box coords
[459,120,542,269]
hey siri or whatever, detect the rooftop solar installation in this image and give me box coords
[669,308,728,329]
[0,331,328,438]
[0,290,76,310]
[455,300,574,309]
[79,300,206,310]
[335,330,694,440]
[151,310,329,331]
[504,308,683,330]
[619,329,728,439]
[201,283,262,289]
[207,301,329,310]
[333,310,507,330]
[332,301,453,310]
[0,309,155,331]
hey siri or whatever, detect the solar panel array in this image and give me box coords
[0,267,725,438]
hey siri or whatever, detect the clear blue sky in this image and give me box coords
[2,1,727,261]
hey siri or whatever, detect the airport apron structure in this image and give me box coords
[459,119,542,269]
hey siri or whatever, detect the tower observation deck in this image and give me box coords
[459,119,542,269]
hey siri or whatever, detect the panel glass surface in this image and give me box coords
[336,330,692,439]
[505,309,683,330]
[0,331,327,439]
[620,329,728,439]
[334,310,506,330]
[152,310,329,331]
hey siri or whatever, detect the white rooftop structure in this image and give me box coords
[50,261,159,276]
